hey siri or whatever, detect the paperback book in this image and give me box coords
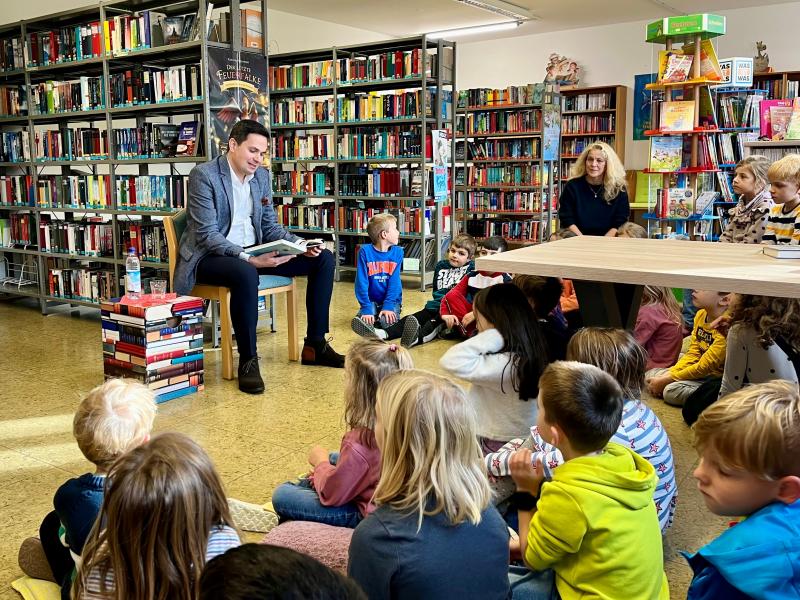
[649,136,683,172]
[769,106,793,141]
[660,101,695,132]
[660,51,693,83]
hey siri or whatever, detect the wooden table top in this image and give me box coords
[475,237,800,298]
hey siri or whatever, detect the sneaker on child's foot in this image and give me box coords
[351,317,387,340]
[227,498,279,533]
[401,316,421,348]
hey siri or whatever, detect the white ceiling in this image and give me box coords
[268,0,800,41]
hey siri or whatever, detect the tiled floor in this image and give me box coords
[0,279,727,599]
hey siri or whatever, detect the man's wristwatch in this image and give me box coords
[509,491,538,512]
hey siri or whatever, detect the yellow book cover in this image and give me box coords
[660,100,695,132]
[103,20,111,53]
[682,39,722,81]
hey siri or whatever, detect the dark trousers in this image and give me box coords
[195,249,335,361]
[383,306,441,341]
[39,510,73,599]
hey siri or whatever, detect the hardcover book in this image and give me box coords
[681,39,723,81]
[154,123,179,157]
[769,106,793,141]
[786,98,800,140]
[161,16,184,45]
[660,101,695,132]
[661,53,693,83]
[667,187,694,217]
[759,99,792,139]
[175,121,200,156]
[649,136,683,172]
[245,238,322,257]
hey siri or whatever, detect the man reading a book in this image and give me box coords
[174,119,344,394]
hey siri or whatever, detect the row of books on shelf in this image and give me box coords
[273,169,332,196]
[272,133,333,161]
[563,92,613,112]
[656,40,722,84]
[561,135,613,157]
[34,128,108,162]
[113,121,200,159]
[457,85,547,109]
[465,164,545,187]
[462,110,540,136]
[650,187,716,219]
[1,213,34,245]
[338,166,419,197]
[464,217,540,242]
[26,24,103,67]
[337,89,450,123]
[716,131,758,165]
[0,37,24,72]
[754,79,799,99]
[647,132,759,172]
[272,99,334,126]
[275,204,334,231]
[561,114,615,135]
[0,85,25,117]
[1,130,28,163]
[49,267,115,304]
[461,190,549,212]
[716,92,764,129]
[340,206,434,235]
[104,11,198,55]
[337,129,423,160]
[121,222,168,264]
[38,216,113,256]
[116,175,189,211]
[458,138,540,161]
[109,64,202,107]
[30,77,105,115]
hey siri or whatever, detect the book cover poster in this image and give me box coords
[432,129,450,203]
[634,73,657,140]
[542,101,561,161]
[208,47,269,158]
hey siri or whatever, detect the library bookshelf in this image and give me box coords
[0,0,269,312]
[267,36,456,290]
[753,70,800,100]
[454,84,562,249]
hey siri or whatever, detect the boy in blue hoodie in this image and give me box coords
[686,379,800,600]
[351,213,403,335]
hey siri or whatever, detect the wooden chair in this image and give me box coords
[164,211,299,380]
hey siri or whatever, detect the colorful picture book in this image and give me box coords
[660,51,693,83]
[649,136,683,172]
[759,99,792,139]
[770,105,793,141]
[787,98,800,140]
[681,39,723,81]
[660,101,695,132]
[667,187,694,217]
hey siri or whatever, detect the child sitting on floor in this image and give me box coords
[73,432,240,599]
[440,235,510,339]
[635,285,684,370]
[271,339,412,528]
[351,234,477,347]
[762,153,800,245]
[487,328,677,531]
[348,370,511,600]
[440,283,549,453]
[352,213,403,336]
[508,361,668,599]
[647,289,730,407]
[719,155,773,244]
[686,380,800,598]
[549,229,580,329]
[18,379,156,597]
[512,274,571,361]
[616,221,648,238]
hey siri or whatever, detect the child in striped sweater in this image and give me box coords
[486,328,676,531]
[762,153,800,245]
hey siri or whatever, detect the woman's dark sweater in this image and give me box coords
[558,176,630,236]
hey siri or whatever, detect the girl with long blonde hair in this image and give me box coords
[348,370,510,600]
[634,285,684,370]
[558,141,630,236]
[73,432,239,600]
[271,339,413,528]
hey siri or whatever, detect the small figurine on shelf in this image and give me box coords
[543,53,580,87]
[754,41,770,73]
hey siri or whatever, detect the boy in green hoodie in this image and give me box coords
[509,361,669,600]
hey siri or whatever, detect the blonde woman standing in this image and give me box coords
[558,142,630,236]
[348,370,510,600]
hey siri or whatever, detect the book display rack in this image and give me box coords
[0,0,269,312]
[268,36,456,290]
[454,84,561,247]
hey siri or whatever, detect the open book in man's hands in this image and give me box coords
[245,239,324,257]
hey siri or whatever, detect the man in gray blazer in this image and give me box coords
[174,120,343,394]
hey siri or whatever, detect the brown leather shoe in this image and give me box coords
[18,537,56,582]
[301,338,345,368]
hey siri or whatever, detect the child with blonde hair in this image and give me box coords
[487,328,676,531]
[508,361,668,599]
[635,285,684,369]
[686,380,800,598]
[720,155,773,243]
[19,379,156,595]
[348,370,510,599]
[272,339,413,527]
[352,213,403,335]
[74,432,240,600]
[616,221,647,238]
[762,153,800,245]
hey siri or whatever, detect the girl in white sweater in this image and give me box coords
[440,283,549,453]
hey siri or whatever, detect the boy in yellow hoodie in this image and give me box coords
[508,361,669,600]
[646,289,730,407]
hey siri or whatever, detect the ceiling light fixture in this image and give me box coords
[428,20,523,39]
[452,0,536,22]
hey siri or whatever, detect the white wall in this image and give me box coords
[457,2,800,168]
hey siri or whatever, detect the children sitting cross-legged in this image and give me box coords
[351,213,404,337]
[271,340,413,528]
[73,432,240,600]
[686,380,800,598]
[440,235,510,339]
[348,370,511,600]
[635,285,685,370]
[647,289,730,407]
[507,361,669,599]
[440,283,549,453]
[351,234,477,347]
[17,379,156,598]
[200,543,366,600]
[486,328,677,531]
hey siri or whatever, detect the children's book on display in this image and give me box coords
[101,293,205,402]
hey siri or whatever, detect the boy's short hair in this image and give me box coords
[200,543,366,600]
[767,153,800,186]
[512,274,562,318]
[366,213,397,245]
[450,233,477,258]
[481,235,508,253]
[538,361,623,453]
[616,222,647,239]
[693,380,800,480]
[73,378,157,470]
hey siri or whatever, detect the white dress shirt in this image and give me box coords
[227,164,257,249]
